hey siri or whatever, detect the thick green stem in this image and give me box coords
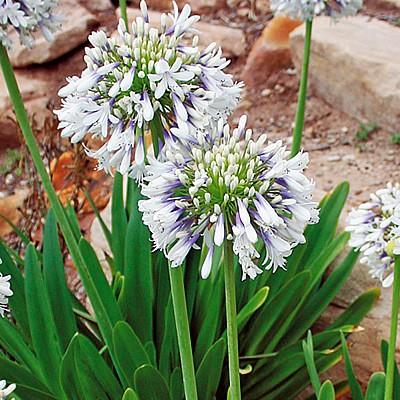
[224,240,241,399]
[291,19,313,158]
[385,256,400,400]
[119,0,128,29]
[169,267,198,400]
[0,44,126,382]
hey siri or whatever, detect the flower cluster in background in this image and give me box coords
[0,379,15,400]
[0,0,61,49]
[139,115,319,279]
[0,272,12,318]
[56,0,242,181]
[270,0,363,21]
[347,183,400,287]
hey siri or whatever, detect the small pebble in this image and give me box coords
[261,88,272,97]
[327,154,342,162]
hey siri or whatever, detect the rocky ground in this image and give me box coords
[1,0,400,393]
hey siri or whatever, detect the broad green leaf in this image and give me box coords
[60,335,82,399]
[330,288,380,330]
[111,172,127,273]
[122,388,139,400]
[196,338,226,400]
[159,297,178,379]
[0,355,51,398]
[145,341,157,366]
[0,317,40,377]
[318,380,335,399]
[120,181,154,344]
[74,335,123,399]
[43,209,77,351]
[341,332,363,400]
[113,321,150,387]
[78,238,122,327]
[170,368,184,400]
[194,270,224,366]
[134,365,171,400]
[24,245,63,397]
[365,372,385,400]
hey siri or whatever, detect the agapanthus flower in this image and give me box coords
[346,183,400,288]
[55,1,242,181]
[139,115,319,280]
[0,380,15,399]
[270,0,362,21]
[0,273,12,317]
[0,0,61,49]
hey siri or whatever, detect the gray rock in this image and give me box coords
[290,16,400,132]
[9,0,98,67]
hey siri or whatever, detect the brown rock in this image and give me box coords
[0,73,52,149]
[117,7,246,57]
[290,16,400,132]
[242,16,302,88]
[0,189,29,237]
[9,0,98,67]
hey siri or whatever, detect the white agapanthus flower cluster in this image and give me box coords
[0,272,12,317]
[55,0,242,180]
[0,380,15,399]
[346,183,400,288]
[0,0,61,49]
[139,116,319,280]
[270,0,363,21]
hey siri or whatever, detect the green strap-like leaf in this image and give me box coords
[73,335,123,400]
[24,245,63,397]
[302,331,321,395]
[381,340,400,399]
[318,380,336,400]
[134,365,171,400]
[196,338,226,400]
[122,388,139,400]
[0,241,29,339]
[120,181,154,344]
[112,321,150,387]
[340,332,363,400]
[111,172,128,273]
[365,372,385,400]
[43,209,77,351]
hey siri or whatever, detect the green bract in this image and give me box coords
[0,179,377,399]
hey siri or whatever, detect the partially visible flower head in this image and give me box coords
[0,379,16,399]
[270,0,363,21]
[0,0,61,49]
[346,183,400,288]
[55,0,242,181]
[139,116,319,280]
[0,272,12,317]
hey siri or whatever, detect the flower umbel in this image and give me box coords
[346,183,400,287]
[270,0,363,20]
[0,0,61,49]
[55,0,242,180]
[0,380,15,399]
[139,116,319,280]
[0,272,12,317]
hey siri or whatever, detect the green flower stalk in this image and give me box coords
[224,240,241,399]
[385,256,400,400]
[291,19,312,157]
